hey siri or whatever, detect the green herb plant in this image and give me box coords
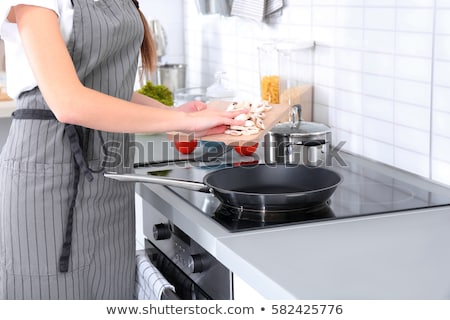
[138,81,174,106]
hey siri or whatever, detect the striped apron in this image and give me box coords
[0,0,142,299]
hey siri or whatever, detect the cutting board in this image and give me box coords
[168,100,291,146]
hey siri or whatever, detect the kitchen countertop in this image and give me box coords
[216,207,450,299]
[135,134,450,299]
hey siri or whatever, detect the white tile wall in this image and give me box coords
[180,0,450,186]
[433,3,450,184]
[139,0,185,64]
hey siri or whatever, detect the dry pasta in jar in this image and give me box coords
[260,75,280,104]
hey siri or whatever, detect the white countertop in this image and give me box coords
[0,100,15,118]
[215,207,450,299]
[135,135,450,299]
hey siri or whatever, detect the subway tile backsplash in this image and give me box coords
[183,0,450,186]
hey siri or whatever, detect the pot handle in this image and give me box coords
[290,104,302,128]
[104,172,211,193]
[292,139,326,146]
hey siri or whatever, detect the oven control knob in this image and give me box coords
[188,254,205,273]
[153,223,171,240]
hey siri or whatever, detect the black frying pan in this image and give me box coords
[105,164,342,212]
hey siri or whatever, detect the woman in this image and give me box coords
[0,1,244,299]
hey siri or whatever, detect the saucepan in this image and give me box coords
[104,164,342,212]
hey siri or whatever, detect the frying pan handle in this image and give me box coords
[104,172,211,193]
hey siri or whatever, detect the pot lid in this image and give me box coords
[269,104,331,136]
[270,120,331,136]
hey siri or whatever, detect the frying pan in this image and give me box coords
[104,164,342,212]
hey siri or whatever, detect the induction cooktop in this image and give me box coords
[135,150,450,232]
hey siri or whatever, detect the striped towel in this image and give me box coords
[135,251,175,300]
[231,0,265,21]
[265,0,284,17]
[231,0,284,22]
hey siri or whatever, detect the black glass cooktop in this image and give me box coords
[138,153,450,232]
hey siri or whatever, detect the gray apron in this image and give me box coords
[0,0,142,299]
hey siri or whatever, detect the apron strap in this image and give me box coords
[65,124,94,182]
[12,109,56,120]
[59,156,80,272]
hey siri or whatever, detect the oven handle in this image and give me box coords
[104,172,210,192]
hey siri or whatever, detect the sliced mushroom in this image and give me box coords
[224,100,272,136]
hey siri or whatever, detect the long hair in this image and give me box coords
[132,0,157,74]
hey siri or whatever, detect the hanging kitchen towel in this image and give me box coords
[264,0,284,17]
[231,0,266,22]
[135,251,176,300]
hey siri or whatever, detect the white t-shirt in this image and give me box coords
[0,1,97,99]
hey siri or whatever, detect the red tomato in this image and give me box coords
[234,143,259,156]
[174,140,198,154]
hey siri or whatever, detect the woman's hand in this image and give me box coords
[182,108,246,137]
[174,101,246,137]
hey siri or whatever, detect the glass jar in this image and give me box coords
[258,41,314,120]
